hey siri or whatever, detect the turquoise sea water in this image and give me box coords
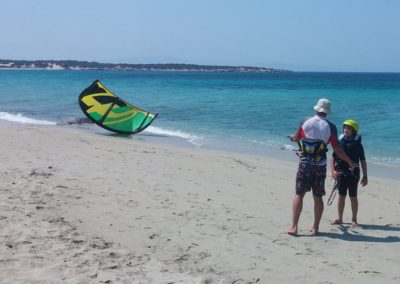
[1,70,400,171]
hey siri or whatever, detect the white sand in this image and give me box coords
[0,125,399,283]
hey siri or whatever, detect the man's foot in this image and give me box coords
[352,218,359,227]
[330,219,343,225]
[287,227,298,236]
[310,226,319,235]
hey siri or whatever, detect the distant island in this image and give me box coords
[0,59,291,73]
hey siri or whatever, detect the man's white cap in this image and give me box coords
[313,98,331,114]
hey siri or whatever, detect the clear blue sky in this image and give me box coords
[1,0,399,72]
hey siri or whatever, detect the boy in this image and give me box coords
[330,119,368,227]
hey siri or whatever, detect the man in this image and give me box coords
[288,98,358,235]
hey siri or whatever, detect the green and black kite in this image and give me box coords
[78,80,158,134]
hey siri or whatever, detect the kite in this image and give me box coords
[78,80,157,134]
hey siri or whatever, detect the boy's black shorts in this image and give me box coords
[338,174,360,197]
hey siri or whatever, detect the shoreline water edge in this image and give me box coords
[2,118,400,181]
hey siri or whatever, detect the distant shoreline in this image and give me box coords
[0,59,291,73]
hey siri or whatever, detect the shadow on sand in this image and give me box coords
[315,223,400,242]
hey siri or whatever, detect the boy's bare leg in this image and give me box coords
[350,197,359,227]
[331,195,345,224]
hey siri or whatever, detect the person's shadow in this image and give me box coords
[315,223,400,242]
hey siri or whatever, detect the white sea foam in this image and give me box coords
[281,144,298,151]
[144,126,202,146]
[0,112,56,125]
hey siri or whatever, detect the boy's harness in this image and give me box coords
[335,134,361,176]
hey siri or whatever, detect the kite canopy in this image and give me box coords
[78,80,158,134]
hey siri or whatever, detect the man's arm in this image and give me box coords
[290,126,303,142]
[330,157,342,180]
[332,145,358,170]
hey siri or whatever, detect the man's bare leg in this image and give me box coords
[311,195,324,234]
[288,193,304,235]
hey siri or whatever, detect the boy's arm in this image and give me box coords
[359,143,368,186]
[360,160,368,186]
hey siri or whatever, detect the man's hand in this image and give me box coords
[289,134,299,142]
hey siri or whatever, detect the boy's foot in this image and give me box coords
[352,218,359,227]
[287,227,298,236]
[330,219,343,225]
[310,226,319,235]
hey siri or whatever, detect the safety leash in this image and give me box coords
[327,178,340,206]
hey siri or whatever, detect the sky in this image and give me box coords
[1,0,399,72]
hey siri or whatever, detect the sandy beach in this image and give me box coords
[1,124,399,283]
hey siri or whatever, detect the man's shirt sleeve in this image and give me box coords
[327,121,338,148]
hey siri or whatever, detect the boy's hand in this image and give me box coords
[289,134,299,142]
[360,176,368,187]
[332,171,342,180]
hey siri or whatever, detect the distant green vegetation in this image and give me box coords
[0,59,291,73]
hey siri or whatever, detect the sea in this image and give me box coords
[1,70,399,178]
